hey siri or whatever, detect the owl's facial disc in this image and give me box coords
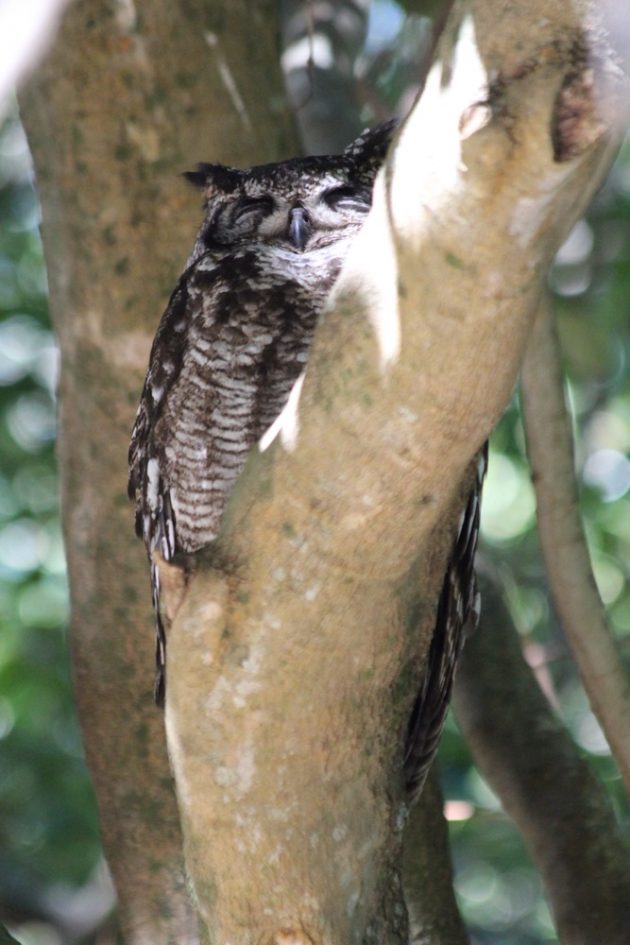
[201,171,375,255]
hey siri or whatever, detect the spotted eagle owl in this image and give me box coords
[128,119,484,797]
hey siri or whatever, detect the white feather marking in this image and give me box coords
[146,458,160,510]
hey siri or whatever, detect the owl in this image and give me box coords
[128,119,484,798]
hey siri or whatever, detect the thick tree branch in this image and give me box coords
[453,571,630,945]
[19,2,298,942]
[521,294,630,794]
[164,3,625,943]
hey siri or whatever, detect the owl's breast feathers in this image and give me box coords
[128,246,342,564]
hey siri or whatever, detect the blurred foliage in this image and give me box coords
[1,2,629,944]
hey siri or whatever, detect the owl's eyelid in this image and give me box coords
[322,185,371,210]
[235,196,275,219]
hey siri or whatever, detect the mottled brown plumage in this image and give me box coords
[128,120,485,798]
[129,122,396,703]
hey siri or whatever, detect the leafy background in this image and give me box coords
[1,1,628,943]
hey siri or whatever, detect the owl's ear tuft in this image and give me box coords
[344,119,398,180]
[182,163,243,194]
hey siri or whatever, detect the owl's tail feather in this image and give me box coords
[143,482,178,706]
[150,559,167,707]
[149,551,191,707]
[403,444,487,800]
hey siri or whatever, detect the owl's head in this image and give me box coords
[184,120,396,256]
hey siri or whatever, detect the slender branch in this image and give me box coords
[280,0,370,152]
[453,570,630,945]
[521,294,630,795]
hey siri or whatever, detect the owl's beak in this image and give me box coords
[288,206,311,251]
